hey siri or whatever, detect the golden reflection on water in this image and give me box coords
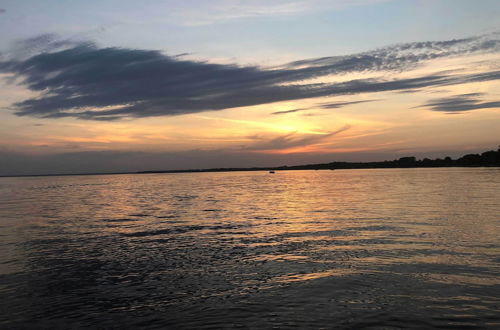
[0,168,499,328]
[270,268,360,285]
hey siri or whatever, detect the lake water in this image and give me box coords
[0,168,499,329]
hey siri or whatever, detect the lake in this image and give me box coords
[0,168,499,329]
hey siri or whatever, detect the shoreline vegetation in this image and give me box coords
[2,147,499,178]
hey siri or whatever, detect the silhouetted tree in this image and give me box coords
[458,154,482,166]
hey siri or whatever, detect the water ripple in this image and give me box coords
[0,168,499,329]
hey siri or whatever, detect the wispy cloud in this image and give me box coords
[243,125,351,151]
[271,100,377,115]
[282,34,500,74]
[418,93,500,113]
[167,0,388,26]
[6,34,94,59]
[271,108,308,115]
[0,34,499,120]
[320,99,377,109]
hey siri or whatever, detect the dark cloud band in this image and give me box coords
[1,34,499,120]
[418,93,500,112]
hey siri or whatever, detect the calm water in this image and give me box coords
[0,168,499,329]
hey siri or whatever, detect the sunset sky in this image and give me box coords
[1,0,499,175]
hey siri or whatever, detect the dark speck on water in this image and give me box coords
[0,168,499,329]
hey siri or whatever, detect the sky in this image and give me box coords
[0,0,499,175]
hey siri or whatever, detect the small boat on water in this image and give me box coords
[269,170,275,173]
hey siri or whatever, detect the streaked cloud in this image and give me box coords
[166,0,388,26]
[243,125,351,152]
[281,34,500,73]
[271,108,308,115]
[320,100,377,109]
[1,34,499,121]
[6,34,94,59]
[418,93,500,113]
[271,100,377,115]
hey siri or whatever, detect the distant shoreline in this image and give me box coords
[1,166,499,179]
[1,147,499,178]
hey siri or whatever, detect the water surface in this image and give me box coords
[1,168,499,329]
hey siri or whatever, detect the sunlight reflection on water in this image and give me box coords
[0,168,499,329]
